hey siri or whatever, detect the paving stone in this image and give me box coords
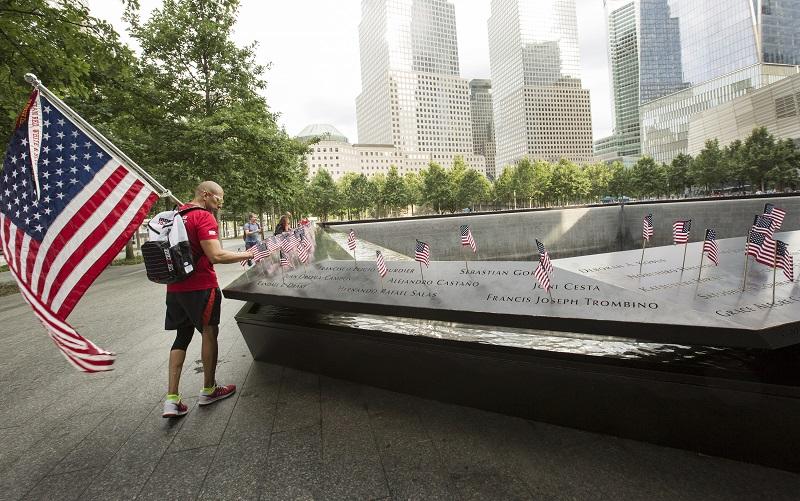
[22,467,104,501]
[268,425,322,464]
[322,456,389,500]
[0,410,109,501]
[221,385,278,443]
[168,389,239,452]
[136,445,217,500]
[198,437,271,500]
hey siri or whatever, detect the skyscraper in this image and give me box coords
[355,0,485,173]
[640,0,800,163]
[488,0,594,172]
[469,79,497,179]
[595,0,686,164]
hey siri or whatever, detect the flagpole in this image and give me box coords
[24,73,179,205]
[697,251,705,282]
[742,254,749,291]
[419,261,424,281]
[772,246,778,305]
[681,242,688,273]
[462,245,469,272]
[640,239,647,273]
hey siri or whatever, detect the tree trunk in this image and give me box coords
[125,240,134,260]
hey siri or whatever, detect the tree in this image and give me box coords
[766,138,800,191]
[549,159,588,205]
[383,166,408,216]
[630,157,667,198]
[0,0,139,123]
[583,162,613,202]
[492,166,515,207]
[309,169,338,221]
[403,172,422,215]
[666,153,692,196]
[607,161,630,198]
[512,158,536,207]
[691,139,725,193]
[459,169,491,210]
[421,162,450,213]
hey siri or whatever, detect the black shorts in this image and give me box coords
[165,288,221,332]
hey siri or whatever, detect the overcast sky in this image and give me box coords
[87,0,612,143]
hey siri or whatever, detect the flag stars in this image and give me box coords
[56,143,64,151]
[96,151,103,158]
[56,192,64,200]
[69,166,77,174]
[69,155,77,163]
[34,224,43,233]
[69,178,78,185]
[33,212,40,220]
[20,152,27,160]
[21,178,27,187]
[43,132,49,141]
[10,156,17,165]
[56,180,64,189]
[24,217,30,225]
[13,197,19,205]
[83,165,92,172]
[43,119,50,127]
[84,153,91,160]
[70,142,77,149]
[71,130,78,137]
[21,138,28,146]
[43,105,51,113]
[42,171,50,179]
[23,205,29,213]
[57,131,65,139]
[42,146,50,154]
[43,195,51,204]
[44,207,52,215]
[56,157,64,164]
[57,118,65,126]
[84,142,91,148]
[55,168,63,176]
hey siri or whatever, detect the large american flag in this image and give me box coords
[415,239,430,267]
[459,224,476,253]
[764,203,786,231]
[746,229,777,266]
[1,90,159,372]
[642,214,654,241]
[534,262,552,293]
[672,219,691,244]
[280,232,296,253]
[535,239,553,275]
[347,229,356,251]
[376,250,387,278]
[776,240,794,281]
[702,229,719,266]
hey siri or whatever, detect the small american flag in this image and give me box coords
[764,203,786,231]
[297,237,311,264]
[642,214,654,241]
[240,242,271,267]
[280,232,296,253]
[460,224,476,253]
[535,239,553,275]
[376,250,388,277]
[752,214,774,237]
[702,229,719,265]
[534,262,552,292]
[672,219,691,244]
[776,240,794,281]
[746,230,777,266]
[1,89,159,372]
[347,229,356,251]
[280,249,292,268]
[266,236,280,253]
[415,239,430,267]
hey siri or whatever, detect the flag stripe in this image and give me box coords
[51,184,155,315]
[30,161,122,294]
[40,167,135,303]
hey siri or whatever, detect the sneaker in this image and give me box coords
[198,383,236,406]
[162,399,189,418]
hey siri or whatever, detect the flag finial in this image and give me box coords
[24,73,40,87]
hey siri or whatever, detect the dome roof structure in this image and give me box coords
[296,124,349,143]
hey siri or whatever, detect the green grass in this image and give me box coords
[0,264,8,273]
[0,282,19,297]
[110,255,144,266]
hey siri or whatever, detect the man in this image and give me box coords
[243,213,261,266]
[162,181,255,418]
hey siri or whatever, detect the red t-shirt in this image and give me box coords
[166,204,219,292]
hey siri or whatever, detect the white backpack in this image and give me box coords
[141,207,202,284]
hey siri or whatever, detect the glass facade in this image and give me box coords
[356,0,485,172]
[488,0,593,171]
[470,79,497,179]
[639,0,800,163]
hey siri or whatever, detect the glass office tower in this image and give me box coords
[355,0,485,172]
[469,79,497,179]
[595,0,686,164]
[641,0,800,163]
[488,0,593,172]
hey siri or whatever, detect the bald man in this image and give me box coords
[162,181,255,418]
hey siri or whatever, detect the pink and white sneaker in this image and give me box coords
[198,383,236,406]
[162,399,189,418]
